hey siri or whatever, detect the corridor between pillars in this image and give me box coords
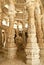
[25,0,40,65]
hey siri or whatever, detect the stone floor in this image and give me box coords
[0,48,44,65]
[0,48,27,65]
[0,52,26,65]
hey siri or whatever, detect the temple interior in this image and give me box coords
[0,0,44,65]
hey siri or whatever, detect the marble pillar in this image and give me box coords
[35,2,43,48]
[26,1,40,65]
[5,0,17,59]
[35,2,44,65]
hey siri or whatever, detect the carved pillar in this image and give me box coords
[35,2,43,48]
[35,2,44,64]
[26,1,40,65]
[5,0,17,59]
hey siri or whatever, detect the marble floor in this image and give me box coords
[0,54,26,65]
[0,48,44,65]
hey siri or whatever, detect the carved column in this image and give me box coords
[5,0,17,59]
[26,1,40,65]
[35,2,44,64]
